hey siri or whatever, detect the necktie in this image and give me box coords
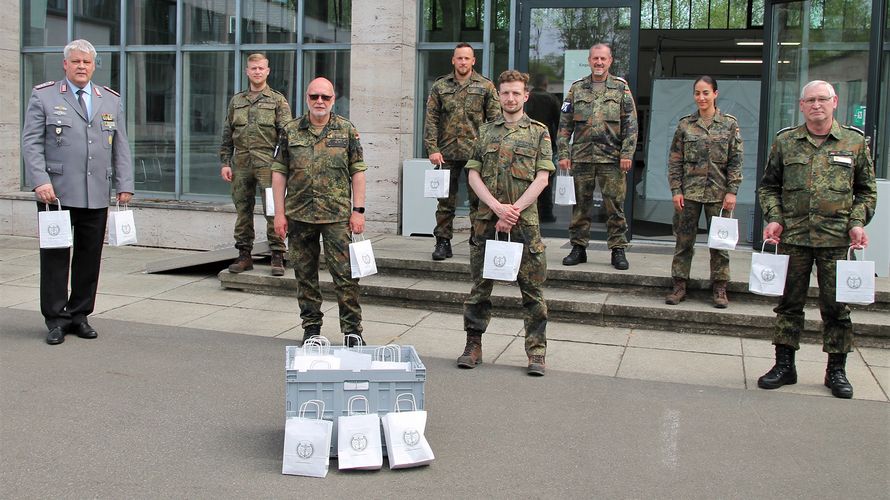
[77,89,88,119]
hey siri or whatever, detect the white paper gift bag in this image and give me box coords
[264,187,275,216]
[282,400,333,477]
[554,171,576,205]
[423,168,450,198]
[707,209,738,250]
[370,345,411,371]
[836,247,875,305]
[482,233,523,282]
[349,233,378,278]
[38,200,73,249]
[107,202,138,247]
[334,335,373,371]
[749,240,790,297]
[290,337,341,371]
[381,393,435,469]
[337,396,383,471]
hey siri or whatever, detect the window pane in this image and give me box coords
[491,0,511,77]
[128,0,176,45]
[183,0,235,44]
[183,52,235,196]
[880,1,890,177]
[75,1,120,45]
[421,0,483,42]
[22,0,67,47]
[728,0,747,28]
[242,0,297,44]
[672,0,691,29]
[304,0,351,43]
[641,0,653,29]
[691,0,710,28]
[301,51,350,118]
[751,0,764,26]
[23,52,120,95]
[710,0,729,28]
[127,52,176,194]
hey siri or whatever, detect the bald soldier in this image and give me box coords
[272,78,367,347]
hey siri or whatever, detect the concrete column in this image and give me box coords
[349,0,417,234]
[0,0,21,194]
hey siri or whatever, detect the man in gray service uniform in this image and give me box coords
[22,39,134,345]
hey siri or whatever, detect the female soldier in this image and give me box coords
[665,76,743,308]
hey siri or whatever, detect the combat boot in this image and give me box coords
[228,247,254,273]
[824,353,854,399]
[527,355,546,376]
[665,278,687,305]
[457,334,482,368]
[712,280,729,309]
[270,250,285,277]
[611,248,629,270]
[757,344,797,389]
[300,325,321,346]
[562,245,587,266]
[344,332,365,348]
[432,237,452,260]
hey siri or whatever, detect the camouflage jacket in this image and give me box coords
[423,71,501,161]
[758,120,877,247]
[465,114,555,227]
[219,86,291,168]
[667,109,744,203]
[557,74,637,163]
[271,113,366,224]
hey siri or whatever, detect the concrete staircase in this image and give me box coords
[218,235,890,347]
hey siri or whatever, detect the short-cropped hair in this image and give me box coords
[64,39,97,60]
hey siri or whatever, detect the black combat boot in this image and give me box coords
[824,353,854,399]
[270,250,285,276]
[228,247,254,273]
[757,344,798,389]
[344,332,365,348]
[432,237,452,260]
[300,325,321,346]
[611,247,629,270]
[457,334,482,368]
[562,245,587,266]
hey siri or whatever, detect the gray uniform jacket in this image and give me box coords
[22,80,134,209]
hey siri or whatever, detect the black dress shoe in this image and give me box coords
[69,322,98,339]
[46,326,65,345]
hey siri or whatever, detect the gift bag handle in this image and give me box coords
[847,246,865,261]
[492,231,512,243]
[718,208,734,219]
[344,333,364,348]
[374,344,401,362]
[393,393,417,412]
[351,232,367,243]
[299,400,325,419]
[347,395,370,416]
[45,199,63,211]
[761,239,780,255]
[302,335,330,355]
[114,200,129,212]
[308,359,332,369]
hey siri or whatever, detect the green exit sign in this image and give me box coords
[853,105,866,127]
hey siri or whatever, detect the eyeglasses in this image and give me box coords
[801,96,833,105]
[308,94,334,102]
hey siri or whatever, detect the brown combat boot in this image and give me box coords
[270,250,285,276]
[457,334,482,368]
[665,278,687,305]
[228,247,254,273]
[527,354,546,376]
[712,280,729,309]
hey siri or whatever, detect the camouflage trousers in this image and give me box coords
[288,220,362,334]
[464,221,548,356]
[231,165,285,252]
[773,245,852,353]
[671,199,730,281]
[568,162,628,249]
[434,160,479,240]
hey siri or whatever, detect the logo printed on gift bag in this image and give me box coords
[122,224,132,235]
[403,429,421,447]
[48,224,61,236]
[558,187,566,195]
[718,229,729,240]
[761,268,776,282]
[493,255,506,268]
[847,273,862,290]
[430,179,439,189]
[296,440,314,459]
[362,255,371,264]
[350,433,368,452]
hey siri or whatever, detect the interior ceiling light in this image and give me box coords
[720,59,791,64]
[735,40,801,46]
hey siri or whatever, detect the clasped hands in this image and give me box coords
[494,202,521,233]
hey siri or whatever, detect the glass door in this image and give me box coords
[516,0,640,239]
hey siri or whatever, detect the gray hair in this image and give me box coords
[589,43,613,57]
[64,39,97,60]
[800,80,836,99]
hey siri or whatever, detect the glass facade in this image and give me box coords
[880,0,890,177]
[21,0,352,200]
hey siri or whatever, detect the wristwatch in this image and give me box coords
[352,207,365,214]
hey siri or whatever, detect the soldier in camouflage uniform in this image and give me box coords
[271,78,367,346]
[557,43,638,270]
[424,42,501,261]
[220,53,291,276]
[666,76,743,308]
[458,70,555,376]
[757,80,877,399]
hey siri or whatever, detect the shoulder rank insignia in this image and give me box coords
[102,86,120,97]
[34,81,55,90]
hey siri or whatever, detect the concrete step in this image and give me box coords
[219,265,890,348]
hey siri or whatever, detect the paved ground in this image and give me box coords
[1,234,889,498]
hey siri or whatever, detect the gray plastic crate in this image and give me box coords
[285,345,426,457]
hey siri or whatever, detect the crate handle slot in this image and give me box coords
[347,395,370,416]
[298,399,325,419]
[344,381,370,391]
